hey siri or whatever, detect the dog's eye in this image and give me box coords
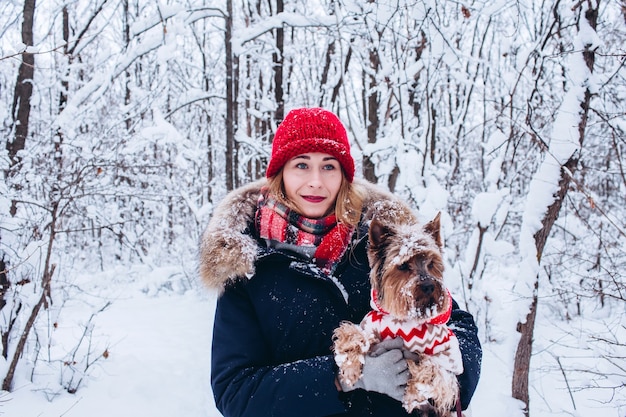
[397,263,410,271]
[427,260,442,273]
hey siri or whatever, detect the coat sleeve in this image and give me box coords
[211,283,348,417]
[449,298,482,410]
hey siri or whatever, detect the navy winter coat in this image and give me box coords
[201,179,481,417]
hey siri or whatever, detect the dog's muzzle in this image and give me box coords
[418,273,436,296]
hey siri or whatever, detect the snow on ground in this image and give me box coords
[3,278,221,417]
[1,267,622,417]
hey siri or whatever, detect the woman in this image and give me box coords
[200,108,481,417]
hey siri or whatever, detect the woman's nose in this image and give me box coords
[307,170,322,187]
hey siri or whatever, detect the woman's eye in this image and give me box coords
[322,164,337,171]
[295,162,308,169]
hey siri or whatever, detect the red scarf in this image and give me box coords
[255,188,354,275]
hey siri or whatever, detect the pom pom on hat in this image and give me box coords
[266,107,355,182]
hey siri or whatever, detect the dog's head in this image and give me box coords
[367,212,449,321]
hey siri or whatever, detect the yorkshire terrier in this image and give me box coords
[333,213,464,416]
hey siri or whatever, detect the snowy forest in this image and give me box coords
[1,0,625,416]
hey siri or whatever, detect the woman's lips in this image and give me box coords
[302,195,325,203]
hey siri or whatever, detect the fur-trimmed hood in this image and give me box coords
[199,178,417,294]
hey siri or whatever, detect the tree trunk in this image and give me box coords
[7,0,36,169]
[1,0,36,360]
[0,255,9,357]
[511,3,598,414]
[123,0,133,130]
[273,0,284,122]
[55,5,70,174]
[363,48,380,183]
[225,0,236,191]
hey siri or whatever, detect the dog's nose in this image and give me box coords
[420,281,435,296]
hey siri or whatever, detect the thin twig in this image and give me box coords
[555,355,577,410]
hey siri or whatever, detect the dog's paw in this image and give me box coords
[333,322,371,386]
[405,358,459,416]
[332,322,371,357]
[403,398,437,417]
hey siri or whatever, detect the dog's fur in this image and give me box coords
[333,213,463,416]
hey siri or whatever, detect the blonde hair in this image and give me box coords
[267,171,364,228]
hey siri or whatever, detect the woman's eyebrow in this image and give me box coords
[291,154,337,161]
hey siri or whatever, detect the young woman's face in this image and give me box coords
[282,152,343,218]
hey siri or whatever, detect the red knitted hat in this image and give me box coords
[266,107,355,182]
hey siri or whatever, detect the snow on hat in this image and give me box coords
[266,107,355,182]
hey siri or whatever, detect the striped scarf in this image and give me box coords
[255,188,354,276]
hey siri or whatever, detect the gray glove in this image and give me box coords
[370,337,421,362]
[339,342,409,402]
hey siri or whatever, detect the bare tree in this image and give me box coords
[363,45,380,183]
[6,0,35,170]
[512,2,599,414]
[2,0,36,362]
[225,0,238,191]
[273,0,285,122]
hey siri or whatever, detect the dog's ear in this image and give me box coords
[369,219,392,248]
[424,212,443,248]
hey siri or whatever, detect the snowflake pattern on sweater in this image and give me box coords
[362,290,464,375]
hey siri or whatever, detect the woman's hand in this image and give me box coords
[339,340,410,403]
[370,337,421,361]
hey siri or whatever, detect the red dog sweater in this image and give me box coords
[361,289,464,375]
